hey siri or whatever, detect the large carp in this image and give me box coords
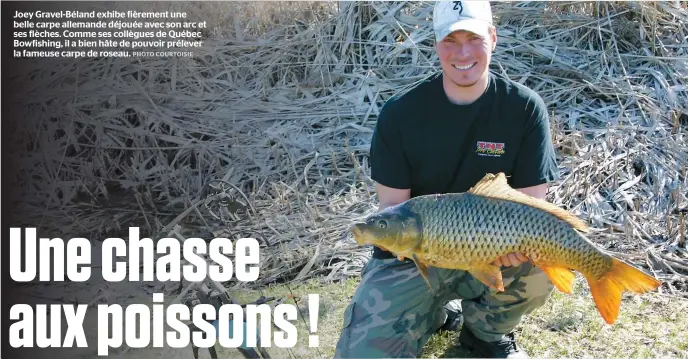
[352,173,662,324]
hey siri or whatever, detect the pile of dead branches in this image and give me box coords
[6,1,688,291]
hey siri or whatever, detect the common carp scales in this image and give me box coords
[352,172,662,324]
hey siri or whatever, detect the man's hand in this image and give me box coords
[493,252,529,267]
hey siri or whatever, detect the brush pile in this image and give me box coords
[7,1,688,292]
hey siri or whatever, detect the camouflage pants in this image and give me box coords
[334,256,554,358]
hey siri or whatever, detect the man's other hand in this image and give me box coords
[493,252,529,267]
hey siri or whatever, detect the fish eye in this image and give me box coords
[377,219,388,229]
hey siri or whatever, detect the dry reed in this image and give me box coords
[6,1,688,292]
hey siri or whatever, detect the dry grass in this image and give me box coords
[6,1,688,294]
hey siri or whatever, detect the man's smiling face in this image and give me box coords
[436,28,496,89]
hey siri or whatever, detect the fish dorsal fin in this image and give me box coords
[468,173,589,233]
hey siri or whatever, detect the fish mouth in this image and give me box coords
[351,223,366,244]
[352,223,378,246]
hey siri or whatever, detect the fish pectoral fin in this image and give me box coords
[538,264,576,294]
[469,263,505,292]
[411,254,433,292]
[468,173,589,233]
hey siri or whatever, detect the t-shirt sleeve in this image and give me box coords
[369,102,411,189]
[510,95,560,189]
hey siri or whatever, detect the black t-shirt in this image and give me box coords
[369,71,560,258]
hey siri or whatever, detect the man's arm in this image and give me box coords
[376,182,411,211]
[368,98,412,261]
[515,182,548,199]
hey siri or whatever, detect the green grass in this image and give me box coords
[213,276,687,359]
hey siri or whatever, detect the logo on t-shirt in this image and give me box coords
[476,141,505,157]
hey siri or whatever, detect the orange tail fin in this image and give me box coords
[586,257,662,325]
